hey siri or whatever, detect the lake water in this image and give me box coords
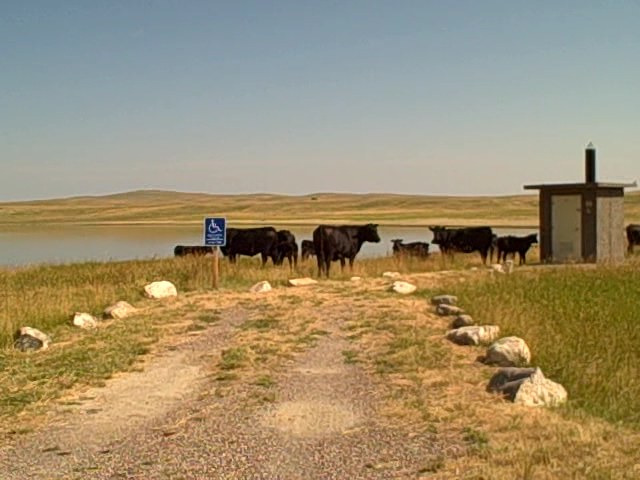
[0,225,538,267]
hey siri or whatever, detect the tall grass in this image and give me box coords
[0,257,213,348]
[0,252,482,348]
[442,263,640,426]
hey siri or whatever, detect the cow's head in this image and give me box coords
[391,239,403,246]
[361,223,381,243]
[528,233,539,244]
[429,226,447,245]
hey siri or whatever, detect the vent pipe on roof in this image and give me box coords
[585,142,596,183]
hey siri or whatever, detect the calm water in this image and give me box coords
[0,225,538,267]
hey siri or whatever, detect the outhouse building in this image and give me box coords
[524,144,635,264]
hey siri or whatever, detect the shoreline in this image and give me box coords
[0,220,540,229]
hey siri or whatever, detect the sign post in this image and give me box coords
[204,217,227,289]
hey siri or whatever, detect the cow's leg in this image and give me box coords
[480,249,488,265]
[316,255,324,277]
[324,258,332,277]
[348,257,355,270]
[260,253,269,266]
[339,258,346,271]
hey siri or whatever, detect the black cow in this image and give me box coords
[300,240,316,261]
[627,224,640,254]
[313,224,381,277]
[220,227,278,265]
[391,239,430,258]
[429,226,494,264]
[496,233,538,265]
[490,233,498,262]
[174,245,213,257]
[274,230,299,269]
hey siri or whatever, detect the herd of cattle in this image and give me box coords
[171,222,618,277]
[174,224,640,276]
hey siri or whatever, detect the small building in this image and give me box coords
[524,144,636,264]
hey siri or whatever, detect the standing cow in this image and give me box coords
[220,227,279,266]
[300,240,316,261]
[429,226,494,264]
[627,224,640,254]
[313,224,381,277]
[495,233,538,264]
[274,230,299,269]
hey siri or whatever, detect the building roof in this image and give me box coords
[523,181,637,191]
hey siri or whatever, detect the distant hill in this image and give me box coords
[1,189,639,227]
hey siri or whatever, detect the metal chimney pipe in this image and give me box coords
[585,142,596,183]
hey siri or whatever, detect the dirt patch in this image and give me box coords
[263,400,358,437]
[259,331,361,438]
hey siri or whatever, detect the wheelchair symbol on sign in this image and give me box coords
[208,222,222,234]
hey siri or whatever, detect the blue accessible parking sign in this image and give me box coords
[204,217,227,246]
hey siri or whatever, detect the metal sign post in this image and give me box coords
[204,217,227,289]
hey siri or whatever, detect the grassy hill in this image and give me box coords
[1,189,639,227]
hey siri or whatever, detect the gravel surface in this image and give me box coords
[0,307,454,479]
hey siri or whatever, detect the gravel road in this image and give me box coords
[0,307,453,479]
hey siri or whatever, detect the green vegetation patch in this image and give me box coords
[446,265,640,427]
[0,313,157,422]
[0,257,216,348]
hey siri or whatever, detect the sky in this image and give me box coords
[1,0,639,201]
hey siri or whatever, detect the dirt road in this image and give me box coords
[0,300,454,480]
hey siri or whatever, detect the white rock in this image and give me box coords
[504,259,514,274]
[491,264,505,274]
[382,271,401,279]
[451,314,474,329]
[250,281,272,293]
[104,301,137,319]
[514,368,568,407]
[391,281,417,295]
[19,327,51,350]
[431,295,458,306]
[144,280,178,299]
[436,304,464,316]
[73,312,98,329]
[447,325,500,346]
[485,336,531,367]
[288,277,318,287]
[350,276,362,282]
[487,367,537,398]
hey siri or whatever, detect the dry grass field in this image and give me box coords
[2,190,640,477]
[2,189,639,227]
[2,255,640,478]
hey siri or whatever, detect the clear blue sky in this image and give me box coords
[2,0,639,201]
